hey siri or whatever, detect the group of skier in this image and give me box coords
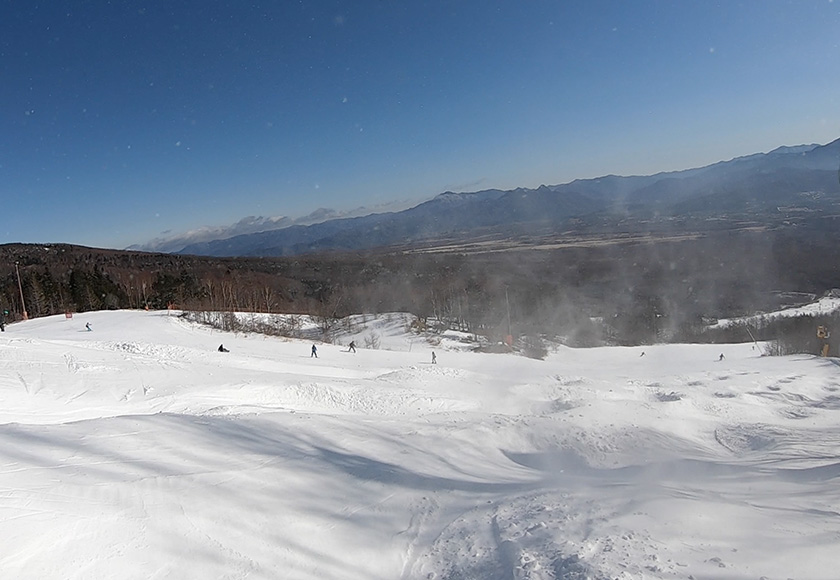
[219,338,439,364]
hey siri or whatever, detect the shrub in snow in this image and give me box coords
[520,335,548,360]
[363,333,381,350]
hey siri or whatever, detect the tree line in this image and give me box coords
[2,225,840,350]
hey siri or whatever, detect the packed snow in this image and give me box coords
[1,310,839,579]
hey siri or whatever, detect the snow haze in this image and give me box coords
[1,311,839,579]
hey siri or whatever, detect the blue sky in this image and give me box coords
[2,1,838,249]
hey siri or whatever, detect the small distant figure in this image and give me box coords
[640,351,646,357]
[348,341,356,353]
[431,351,437,364]
[718,353,725,361]
[218,344,229,353]
[311,344,318,358]
[85,322,92,331]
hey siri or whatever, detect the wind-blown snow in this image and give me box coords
[1,311,839,579]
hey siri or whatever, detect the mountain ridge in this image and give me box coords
[129,199,423,254]
[175,138,840,258]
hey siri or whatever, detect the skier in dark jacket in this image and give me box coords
[311,344,318,358]
[348,341,356,353]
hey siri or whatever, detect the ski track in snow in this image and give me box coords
[0,310,839,579]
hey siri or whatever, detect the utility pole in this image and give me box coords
[15,261,28,320]
[505,286,512,346]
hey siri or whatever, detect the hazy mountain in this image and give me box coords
[128,215,295,254]
[176,138,840,258]
[129,199,424,253]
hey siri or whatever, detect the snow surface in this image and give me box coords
[1,310,839,579]
[710,295,840,329]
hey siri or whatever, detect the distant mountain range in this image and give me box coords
[170,138,840,258]
[127,199,422,254]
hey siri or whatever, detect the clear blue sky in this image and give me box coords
[2,1,838,249]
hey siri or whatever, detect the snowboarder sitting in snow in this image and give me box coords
[311,344,318,358]
[348,340,356,353]
[218,344,229,352]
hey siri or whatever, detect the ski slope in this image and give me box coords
[1,310,839,579]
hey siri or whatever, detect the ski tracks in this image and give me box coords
[398,493,441,580]
[176,502,262,579]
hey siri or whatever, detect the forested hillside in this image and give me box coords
[3,220,840,346]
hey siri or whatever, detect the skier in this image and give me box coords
[431,351,437,364]
[85,322,92,331]
[718,353,725,361]
[311,344,318,358]
[218,344,229,352]
[348,340,356,353]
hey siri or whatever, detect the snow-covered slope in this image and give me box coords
[711,292,840,329]
[1,311,838,579]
